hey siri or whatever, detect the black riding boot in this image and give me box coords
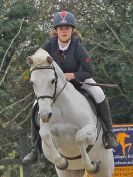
[22,103,41,164]
[98,97,118,149]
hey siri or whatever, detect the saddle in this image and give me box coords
[79,89,99,117]
[79,89,107,138]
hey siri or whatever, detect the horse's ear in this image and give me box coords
[27,56,33,65]
[46,56,53,64]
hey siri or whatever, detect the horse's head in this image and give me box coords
[27,49,58,122]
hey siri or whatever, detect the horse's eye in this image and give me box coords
[51,79,55,84]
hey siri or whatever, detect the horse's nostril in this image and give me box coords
[48,112,52,119]
[39,112,52,123]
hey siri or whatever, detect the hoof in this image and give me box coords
[88,161,101,174]
[56,158,68,170]
[22,153,38,164]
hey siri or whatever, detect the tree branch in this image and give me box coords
[17,108,32,126]
[103,20,125,50]
[0,17,25,73]
[0,92,34,114]
[11,100,34,123]
[0,48,18,87]
[86,38,124,51]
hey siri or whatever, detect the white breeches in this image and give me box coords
[81,78,105,104]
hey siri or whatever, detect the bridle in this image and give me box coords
[31,65,67,103]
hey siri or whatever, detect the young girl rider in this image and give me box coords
[23,11,118,164]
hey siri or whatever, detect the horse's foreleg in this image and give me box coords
[39,124,68,170]
[76,123,99,174]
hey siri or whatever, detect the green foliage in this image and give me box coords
[21,69,30,81]
[72,0,133,123]
[8,150,17,159]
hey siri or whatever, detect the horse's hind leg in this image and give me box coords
[55,167,84,177]
[92,150,114,177]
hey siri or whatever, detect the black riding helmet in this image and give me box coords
[53,11,76,29]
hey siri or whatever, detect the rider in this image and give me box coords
[23,11,118,164]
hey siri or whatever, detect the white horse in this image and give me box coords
[27,48,114,177]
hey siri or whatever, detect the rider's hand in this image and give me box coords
[64,73,75,81]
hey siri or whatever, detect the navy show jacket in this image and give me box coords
[41,36,94,88]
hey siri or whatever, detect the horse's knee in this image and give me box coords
[76,124,97,145]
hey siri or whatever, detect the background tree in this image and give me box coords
[0,0,133,176]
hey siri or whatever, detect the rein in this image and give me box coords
[31,65,67,103]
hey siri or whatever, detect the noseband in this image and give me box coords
[31,65,67,103]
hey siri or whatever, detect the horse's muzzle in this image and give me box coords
[39,112,52,123]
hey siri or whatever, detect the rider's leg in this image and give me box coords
[81,78,118,149]
[22,101,41,164]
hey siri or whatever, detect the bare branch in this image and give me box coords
[17,108,32,126]
[103,20,125,50]
[100,62,131,102]
[0,92,34,114]
[0,48,18,87]
[0,17,25,73]
[11,100,34,123]
[86,38,124,51]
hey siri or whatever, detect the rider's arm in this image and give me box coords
[73,42,94,82]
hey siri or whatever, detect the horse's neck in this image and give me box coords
[55,79,75,103]
[54,63,97,123]
[54,62,69,101]
[55,82,98,127]
[56,80,70,103]
[56,79,89,108]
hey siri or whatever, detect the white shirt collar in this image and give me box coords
[58,39,71,51]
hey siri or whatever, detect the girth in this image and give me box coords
[59,119,101,161]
